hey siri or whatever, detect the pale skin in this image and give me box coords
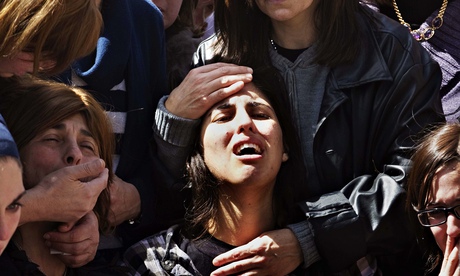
[151,0,183,29]
[0,52,55,78]
[14,114,107,274]
[209,0,318,274]
[18,114,109,268]
[426,162,460,276]
[201,84,289,247]
[164,0,318,273]
[0,158,24,255]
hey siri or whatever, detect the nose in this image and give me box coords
[65,142,83,165]
[446,213,460,238]
[235,110,255,134]
[0,216,11,242]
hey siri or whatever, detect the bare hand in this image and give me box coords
[107,175,141,226]
[165,63,253,119]
[20,159,108,224]
[43,212,100,268]
[440,235,460,276]
[211,228,303,276]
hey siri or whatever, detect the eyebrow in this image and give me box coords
[12,190,26,204]
[52,123,94,138]
[206,100,274,118]
[426,199,460,207]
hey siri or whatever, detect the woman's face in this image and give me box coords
[0,52,56,78]
[193,0,214,35]
[0,158,24,254]
[427,162,460,253]
[255,0,315,23]
[21,113,100,188]
[152,0,183,29]
[201,83,287,188]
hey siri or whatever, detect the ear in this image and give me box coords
[282,152,289,162]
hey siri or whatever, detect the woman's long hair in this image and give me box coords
[184,66,308,239]
[0,76,115,233]
[406,123,460,273]
[213,0,365,67]
[0,0,103,76]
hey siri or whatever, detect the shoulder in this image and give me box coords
[359,5,416,49]
[126,0,163,25]
[193,34,220,67]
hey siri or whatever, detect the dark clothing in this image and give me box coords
[158,5,445,274]
[376,0,460,122]
[57,0,184,247]
[0,242,127,275]
[122,225,307,275]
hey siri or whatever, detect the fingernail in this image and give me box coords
[43,233,50,240]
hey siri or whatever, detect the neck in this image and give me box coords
[270,7,317,49]
[14,222,67,276]
[208,185,276,246]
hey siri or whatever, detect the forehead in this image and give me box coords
[428,162,460,203]
[215,83,270,107]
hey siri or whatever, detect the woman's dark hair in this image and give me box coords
[213,0,366,67]
[184,66,308,239]
[406,123,460,273]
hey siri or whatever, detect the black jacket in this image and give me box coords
[183,6,444,275]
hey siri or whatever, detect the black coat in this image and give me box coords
[187,6,444,275]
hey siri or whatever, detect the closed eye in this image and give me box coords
[6,203,21,212]
[252,112,270,119]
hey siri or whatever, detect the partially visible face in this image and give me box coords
[21,113,100,188]
[255,0,315,23]
[201,83,287,189]
[426,162,460,253]
[0,158,24,254]
[152,0,183,29]
[0,52,56,78]
[193,0,214,35]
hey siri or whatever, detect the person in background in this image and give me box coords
[0,76,125,275]
[154,0,445,274]
[0,0,109,268]
[56,0,177,258]
[0,115,24,255]
[407,123,460,275]
[0,0,102,77]
[367,0,460,123]
[153,0,215,91]
[123,67,309,275]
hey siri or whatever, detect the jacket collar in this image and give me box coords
[330,9,393,90]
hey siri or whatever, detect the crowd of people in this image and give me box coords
[0,0,458,275]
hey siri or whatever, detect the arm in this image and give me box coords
[211,26,445,275]
[296,36,445,273]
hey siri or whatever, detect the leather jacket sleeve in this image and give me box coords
[297,21,445,272]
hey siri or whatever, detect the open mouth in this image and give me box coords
[235,143,262,156]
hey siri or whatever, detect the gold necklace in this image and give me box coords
[392,0,448,41]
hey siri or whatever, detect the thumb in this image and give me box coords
[57,221,77,232]
[68,159,105,181]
